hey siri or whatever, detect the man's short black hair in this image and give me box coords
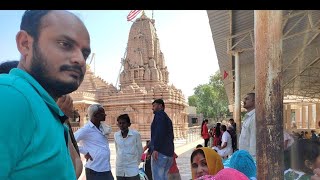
[20,10,51,41]
[152,99,165,108]
[0,60,19,74]
[221,125,227,131]
[117,114,131,125]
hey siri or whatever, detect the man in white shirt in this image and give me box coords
[74,104,114,180]
[213,125,233,158]
[284,130,294,150]
[114,114,143,180]
[239,92,256,158]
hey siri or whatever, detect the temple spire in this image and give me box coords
[140,10,147,18]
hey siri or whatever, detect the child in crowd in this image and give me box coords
[168,152,181,180]
[284,139,320,179]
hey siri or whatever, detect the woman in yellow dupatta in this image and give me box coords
[190,147,224,179]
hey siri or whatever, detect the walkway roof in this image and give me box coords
[207,10,320,105]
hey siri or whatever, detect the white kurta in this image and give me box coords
[239,109,256,158]
[215,131,233,157]
[114,129,143,177]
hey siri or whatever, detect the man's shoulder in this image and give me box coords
[0,76,32,106]
[75,123,91,133]
[83,123,93,129]
[250,109,256,115]
[0,73,38,99]
[154,110,165,115]
[156,110,171,119]
[246,109,255,115]
[153,110,164,120]
[114,130,121,136]
[0,72,30,87]
[222,131,227,136]
[156,109,168,114]
[0,76,37,132]
[226,131,232,137]
[129,129,140,135]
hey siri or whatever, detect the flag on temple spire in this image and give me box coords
[127,10,142,21]
[223,70,229,80]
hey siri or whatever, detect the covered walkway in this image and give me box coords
[207,10,320,178]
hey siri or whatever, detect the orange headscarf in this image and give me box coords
[191,147,224,179]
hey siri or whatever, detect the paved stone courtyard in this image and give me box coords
[176,148,195,180]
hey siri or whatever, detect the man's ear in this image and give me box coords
[305,160,313,171]
[16,30,33,61]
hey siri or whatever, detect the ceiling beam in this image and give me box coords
[283,12,307,37]
[283,32,320,72]
[283,57,320,88]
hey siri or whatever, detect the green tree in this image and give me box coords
[188,95,197,107]
[189,71,230,121]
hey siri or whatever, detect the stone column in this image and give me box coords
[254,10,283,179]
[308,104,313,129]
[283,105,287,129]
[78,103,88,127]
[315,104,320,129]
[285,105,291,130]
[233,52,241,137]
[295,107,301,129]
[302,105,307,129]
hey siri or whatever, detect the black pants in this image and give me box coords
[116,174,140,180]
[85,168,114,180]
[145,158,153,180]
[204,138,210,147]
[232,136,238,152]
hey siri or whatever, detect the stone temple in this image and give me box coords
[70,12,188,140]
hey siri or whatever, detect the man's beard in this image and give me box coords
[29,42,84,99]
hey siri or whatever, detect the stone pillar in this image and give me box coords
[295,107,301,129]
[283,105,287,129]
[302,105,307,129]
[77,103,88,127]
[254,10,283,179]
[285,105,291,130]
[316,104,320,129]
[308,104,313,129]
[234,52,241,137]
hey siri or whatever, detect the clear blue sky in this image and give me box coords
[0,10,219,98]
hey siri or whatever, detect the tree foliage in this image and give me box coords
[188,71,230,121]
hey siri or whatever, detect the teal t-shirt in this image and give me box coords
[0,68,76,180]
